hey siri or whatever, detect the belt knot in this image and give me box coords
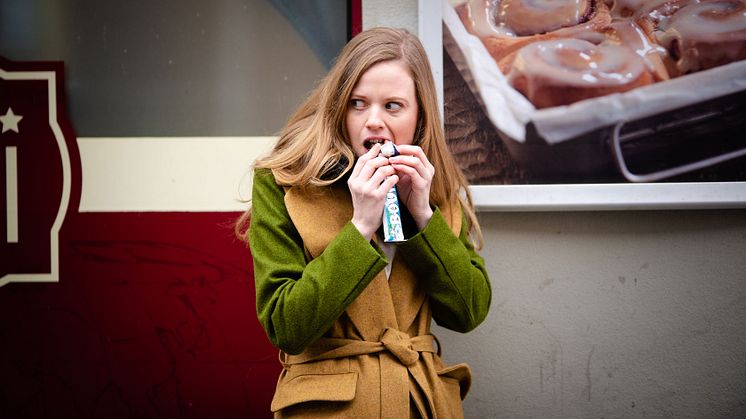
[379,328,419,366]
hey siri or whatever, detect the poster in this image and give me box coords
[437,1,746,210]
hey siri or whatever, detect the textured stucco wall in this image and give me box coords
[434,210,746,418]
[362,0,418,33]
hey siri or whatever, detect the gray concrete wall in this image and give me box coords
[435,210,746,418]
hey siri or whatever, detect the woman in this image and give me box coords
[237,27,491,418]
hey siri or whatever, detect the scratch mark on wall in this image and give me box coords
[539,361,544,393]
[584,345,596,401]
[539,277,555,291]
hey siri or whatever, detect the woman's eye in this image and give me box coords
[386,102,402,111]
[350,99,364,108]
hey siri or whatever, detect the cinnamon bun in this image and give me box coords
[600,20,672,80]
[496,0,593,36]
[506,38,654,108]
[457,0,612,72]
[607,0,693,22]
[654,0,746,74]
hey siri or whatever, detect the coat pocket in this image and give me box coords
[270,370,359,412]
[437,363,472,400]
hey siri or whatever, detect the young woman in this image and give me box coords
[237,27,491,418]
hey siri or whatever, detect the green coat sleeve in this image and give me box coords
[249,169,388,354]
[396,207,492,332]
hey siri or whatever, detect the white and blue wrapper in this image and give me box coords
[383,186,405,242]
[380,142,404,242]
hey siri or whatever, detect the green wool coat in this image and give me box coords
[249,168,492,418]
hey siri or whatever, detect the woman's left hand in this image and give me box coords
[388,144,434,230]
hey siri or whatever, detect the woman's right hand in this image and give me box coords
[348,143,398,241]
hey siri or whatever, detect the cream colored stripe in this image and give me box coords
[78,137,276,212]
[6,146,18,242]
[76,137,746,213]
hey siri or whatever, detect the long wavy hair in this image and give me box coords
[237,27,483,248]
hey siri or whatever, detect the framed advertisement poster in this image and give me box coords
[425,1,746,211]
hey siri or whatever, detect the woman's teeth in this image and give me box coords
[364,139,387,149]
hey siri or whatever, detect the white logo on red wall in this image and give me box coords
[1,57,79,286]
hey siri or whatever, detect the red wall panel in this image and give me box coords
[0,212,279,418]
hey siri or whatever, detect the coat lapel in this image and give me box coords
[344,271,398,340]
[388,256,424,333]
[284,184,350,257]
[389,200,463,333]
[284,183,398,341]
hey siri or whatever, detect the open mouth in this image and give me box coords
[364,138,389,150]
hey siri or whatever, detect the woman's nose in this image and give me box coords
[365,106,384,129]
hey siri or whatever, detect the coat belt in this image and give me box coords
[281,328,440,367]
[279,328,442,417]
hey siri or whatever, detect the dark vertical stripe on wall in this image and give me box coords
[349,0,362,38]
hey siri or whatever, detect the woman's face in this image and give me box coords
[346,60,419,157]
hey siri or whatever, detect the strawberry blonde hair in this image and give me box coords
[237,27,482,248]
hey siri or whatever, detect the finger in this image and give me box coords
[365,165,397,190]
[376,174,399,194]
[391,155,433,182]
[389,146,431,171]
[389,144,427,161]
[357,155,392,182]
[350,143,380,179]
[350,143,382,179]
[391,163,425,187]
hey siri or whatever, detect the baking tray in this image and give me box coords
[443,1,746,183]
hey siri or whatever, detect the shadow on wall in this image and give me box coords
[268,0,348,69]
